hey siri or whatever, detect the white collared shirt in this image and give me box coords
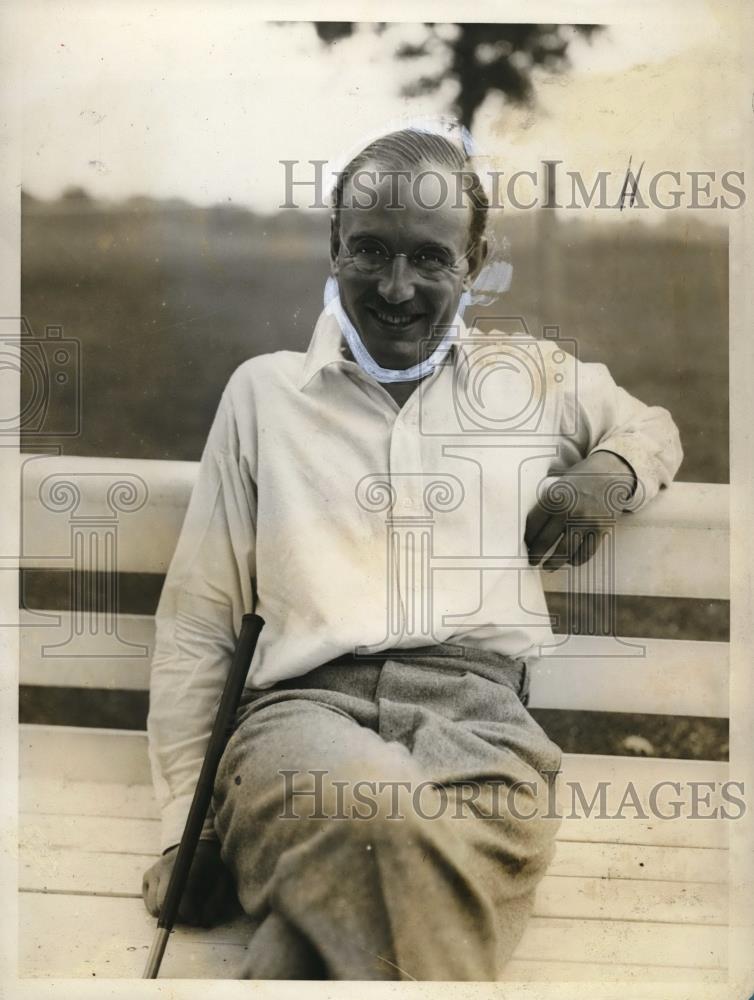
[147,307,683,850]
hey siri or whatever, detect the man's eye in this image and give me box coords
[354,242,388,258]
[414,247,451,267]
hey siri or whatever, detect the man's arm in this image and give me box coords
[143,376,257,923]
[526,348,684,569]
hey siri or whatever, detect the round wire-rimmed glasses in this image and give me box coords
[339,236,473,281]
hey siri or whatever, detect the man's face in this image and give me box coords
[331,161,487,370]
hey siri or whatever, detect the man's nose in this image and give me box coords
[377,254,416,304]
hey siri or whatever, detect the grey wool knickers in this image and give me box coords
[211,645,563,981]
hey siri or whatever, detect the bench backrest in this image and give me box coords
[19,453,729,724]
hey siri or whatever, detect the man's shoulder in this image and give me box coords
[464,325,572,366]
[225,350,307,399]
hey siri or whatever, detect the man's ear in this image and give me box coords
[465,235,489,287]
[329,213,340,275]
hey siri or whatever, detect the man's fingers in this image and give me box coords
[198,885,233,928]
[524,502,550,550]
[151,863,173,919]
[544,527,604,571]
[179,883,229,927]
[165,870,209,927]
[527,513,566,566]
[177,894,205,927]
[198,863,237,925]
[570,529,601,567]
[211,856,240,925]
[145,873,160,918]
[178,876,219,927]
[142,841,234,928]
[541,529,573,572]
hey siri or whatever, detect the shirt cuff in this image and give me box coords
[588,440,653,513]
[160,795,219,855]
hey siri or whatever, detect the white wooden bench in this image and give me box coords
[18,453,731,982]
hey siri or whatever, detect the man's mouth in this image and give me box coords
[367,307,425,329]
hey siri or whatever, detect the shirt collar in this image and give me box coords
[297,306,474,392]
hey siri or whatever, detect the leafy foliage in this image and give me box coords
[310,22,603,127]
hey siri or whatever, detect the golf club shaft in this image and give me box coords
[143,612,265,978]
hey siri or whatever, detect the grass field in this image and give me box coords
[20,195,728,482]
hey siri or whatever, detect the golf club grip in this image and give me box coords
[157,612,264,932]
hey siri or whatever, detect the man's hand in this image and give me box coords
[142,839,240,928]
[525,451,636,572]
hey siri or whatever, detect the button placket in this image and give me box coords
[385,409,434,641]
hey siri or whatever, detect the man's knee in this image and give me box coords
[278,740,422,827]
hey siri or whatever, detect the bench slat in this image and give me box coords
[551,839,726,882]
[19,895,727,983]
[20,813,729,884]
[500,958,728,984]
[20,724,732,793]
[20,611,153,691]
[501,960,726,983]
[19,724,732,979]
[20,723,730,793]
[19,845,728,925]
[21,778,158,822]
[519,915,726,968]
[536,876,726,924]
[20,893,248,979]
[19,455,729,599]
[19,893,727,978]
[531,636,728,717]
[19,611,730,717]
[20,780,730,849]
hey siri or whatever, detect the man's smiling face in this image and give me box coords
[331,162,486,371]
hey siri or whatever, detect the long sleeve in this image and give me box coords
[550,348,684,512]
[146,381,257,853]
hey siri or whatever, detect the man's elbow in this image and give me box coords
[655,406,684,485]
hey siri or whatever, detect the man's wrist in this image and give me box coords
[584,449,637,491]
[162,837,219,857]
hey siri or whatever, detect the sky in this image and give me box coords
[8,1,747,220]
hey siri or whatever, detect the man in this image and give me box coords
[142,124,683,980]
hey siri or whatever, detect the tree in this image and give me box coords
[308,22,602,129]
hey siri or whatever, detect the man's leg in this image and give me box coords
[212,694,544,981]
[213,695,409,980]
[239,910,325,979]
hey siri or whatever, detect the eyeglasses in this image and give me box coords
[339,236,472,282]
